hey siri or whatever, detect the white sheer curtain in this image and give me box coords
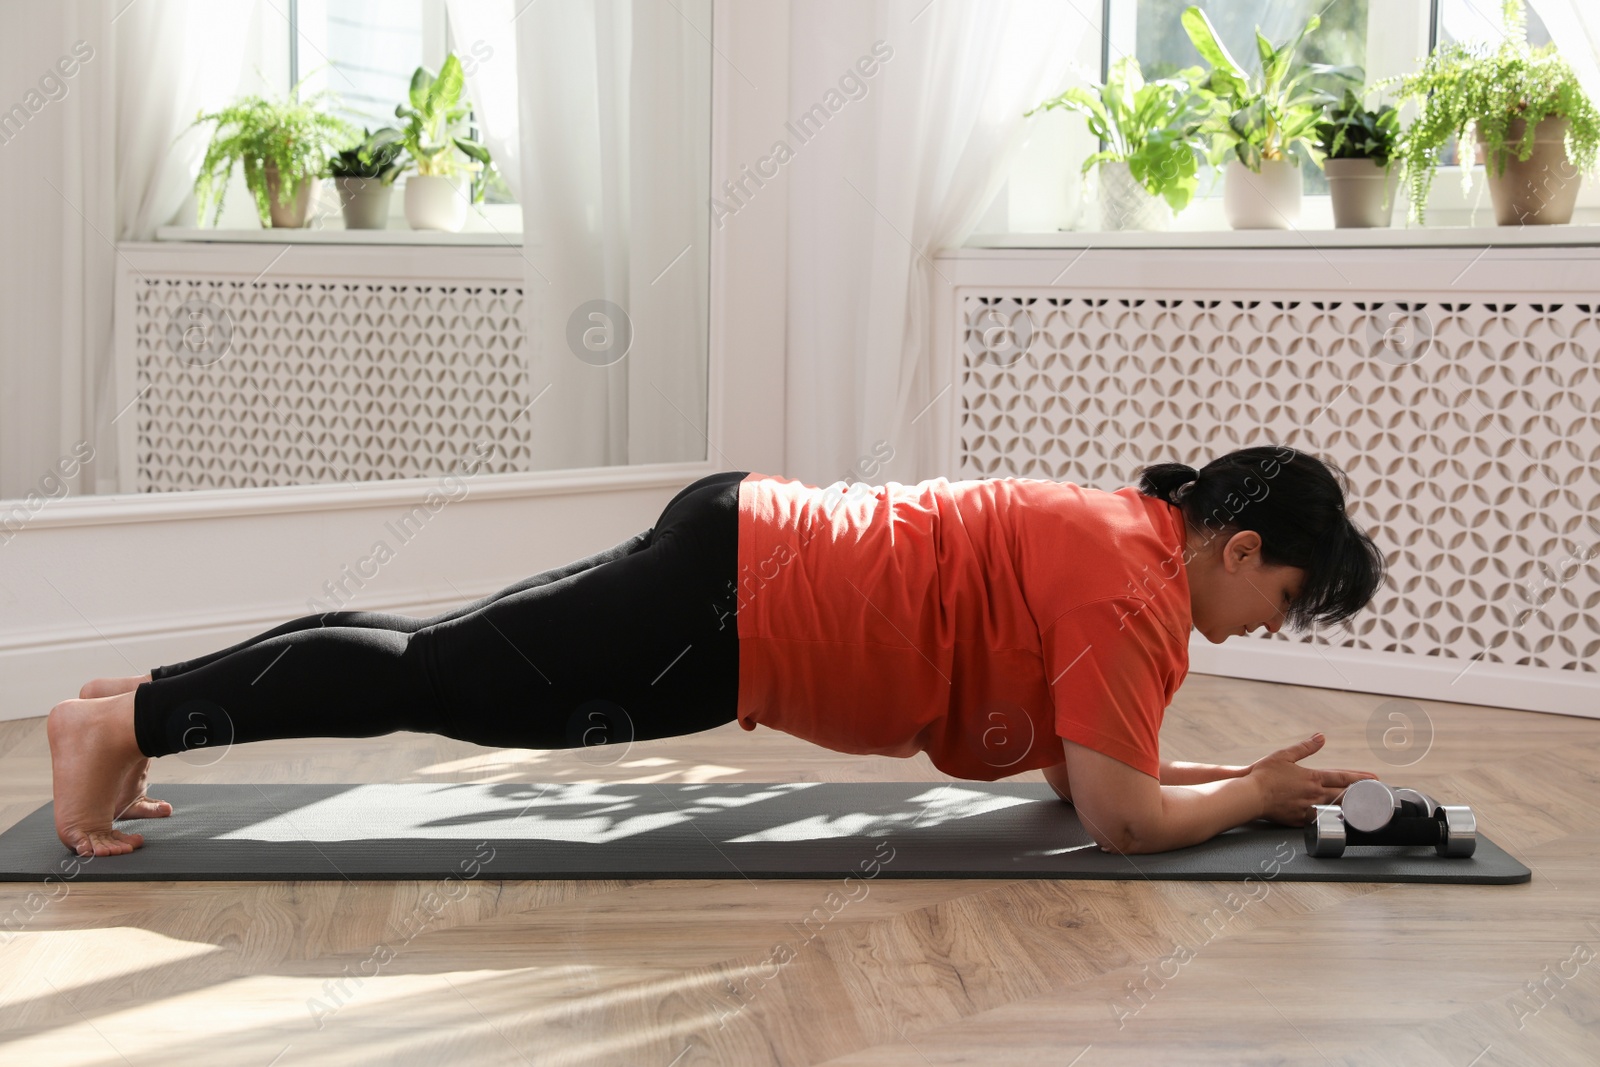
[102,2,257,492]
[118,3,257,242]
[1526,0,1600,107]
[0,2,108,500]
[0,1,254,499]
[784,0,1093,485]
[443,0,522,202]
[513,0,710,470]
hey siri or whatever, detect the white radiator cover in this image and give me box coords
[125,268,531,492]
[936,246,1600,717]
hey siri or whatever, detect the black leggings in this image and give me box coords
[132,471,749,759]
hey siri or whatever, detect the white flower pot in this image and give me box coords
[1097,160,1171,231]
[1223,157,1303,229]
[404,175,467,232]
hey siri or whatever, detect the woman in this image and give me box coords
[47,443,1387,858]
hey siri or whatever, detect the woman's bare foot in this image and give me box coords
[79,673,153,700]
[46,693,153,856]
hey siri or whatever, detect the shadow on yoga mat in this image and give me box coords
[0,781,1530,884]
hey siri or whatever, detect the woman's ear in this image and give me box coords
[1223,530,1264,572]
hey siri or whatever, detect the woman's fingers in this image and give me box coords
[1270,732,1326,763]
[1316,769,1381,788]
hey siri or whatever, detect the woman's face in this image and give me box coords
[1184,528,1306,644]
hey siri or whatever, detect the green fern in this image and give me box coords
[188,77,358,227]
[1376,0,1600,225]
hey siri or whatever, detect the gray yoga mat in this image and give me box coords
[0,781,1530,884]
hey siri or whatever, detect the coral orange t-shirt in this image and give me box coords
[733,473,1193,781]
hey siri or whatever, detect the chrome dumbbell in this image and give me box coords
[1305,783,1476,859]
[1339,779,1439,832]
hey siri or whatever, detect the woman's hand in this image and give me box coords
[1246,733,1380,827]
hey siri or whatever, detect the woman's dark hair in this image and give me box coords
[1135,445,1387,631]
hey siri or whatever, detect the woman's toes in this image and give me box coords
[118,796,173,819]
[115,758,172,819]
[72,828,145,857]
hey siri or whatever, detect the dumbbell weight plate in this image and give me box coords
[1437,805,1477,857]
[1341,778,1402,832]
[1305,805,1347,858]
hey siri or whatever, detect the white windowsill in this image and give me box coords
[965,223,1600,250]
[986,160,1600,249]
[155,226,524,247]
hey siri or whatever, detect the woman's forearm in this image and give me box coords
[1158,759,1249,785]
[1119,775,1264,854]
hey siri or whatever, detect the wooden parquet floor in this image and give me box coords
[1,672,1595,1066]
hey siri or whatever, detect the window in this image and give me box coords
[170,0,519,233]
[1434,0,1552,167]
[295,0,429,134]
[289,0,515,205]
[1130,0,1370,195]
[991,0,1596,236]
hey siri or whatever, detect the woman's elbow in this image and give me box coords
[1087,820,1140,855]
[1103,833,1154,855]
[1095,835,1137,855]
[1097,814,1169,855]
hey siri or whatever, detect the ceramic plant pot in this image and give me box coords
[335,177,393,229]
[1325,157,1399,228]
[1477,114,1583,226]
[404,174,467,232]
[263,163,317,228]
[1223,157,1303,229]
[1097,160,1171,231]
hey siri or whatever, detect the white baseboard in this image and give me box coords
[1188,633,1600,720]
[0,586,511,722]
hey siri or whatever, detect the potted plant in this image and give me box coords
[1025,56,1216,231]
[189,79,356,229]
[1378,0,1600,226]
[327,127,404,229]
[1181,5,1360,229]
[394,53,495,232]
[1314,88,1402,228]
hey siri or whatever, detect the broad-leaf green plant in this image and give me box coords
[1181,5,1361,173]
[1375,0,1600,225]
[327,126,405,183]
[395,53,495,203]
[1025,55,1217,212]
[1314,88,1401,165]
[189,78,356,227]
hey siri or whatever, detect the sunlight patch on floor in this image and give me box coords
[1,965,754,1067]
[410,750,561,776]
[410,751,749,787]
[0,927,221,1012]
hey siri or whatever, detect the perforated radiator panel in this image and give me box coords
[130,276,531,491]
[957,294,1600,672]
